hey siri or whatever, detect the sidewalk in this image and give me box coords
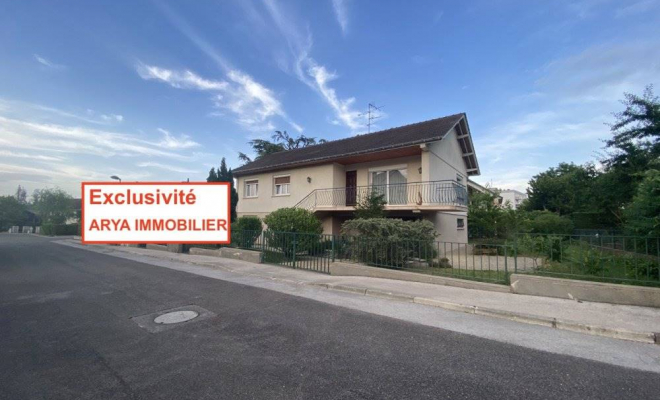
[66,241,660,344]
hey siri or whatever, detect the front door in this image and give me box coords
[345,171,357,206]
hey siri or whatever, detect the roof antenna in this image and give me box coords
[358,103,384,133]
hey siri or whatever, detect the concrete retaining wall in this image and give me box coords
[188,246,262,264]
[189,247,222,257]
[146,244,168,252]
[219,248,262,263]
[510,274,660,308]
[329,262,510,293]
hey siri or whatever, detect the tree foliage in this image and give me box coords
[623,167,660,237]
[238,130,326,163]
[353,190,387,219]
[31,188,74,225]
[263,207,322,234]
[207,157,239,222]
[0,196,28,230]
[524,163,598,216]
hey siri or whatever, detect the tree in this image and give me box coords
[623,167,660,237]
[207,158,238,222]
[31,188,74,224]
[238,130,326,163]
[0,196,28,230]
[14,185,27,204]
[606,85,660,156]
[353,190,386,219]
[524,163,598,216]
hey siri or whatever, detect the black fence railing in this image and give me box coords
[295,180,468,211]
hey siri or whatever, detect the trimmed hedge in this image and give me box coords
[41,223,79,236]
[264,208,322,255]
[230,216,263,248]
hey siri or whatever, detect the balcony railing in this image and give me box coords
[295,180,468,211]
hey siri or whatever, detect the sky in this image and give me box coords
[1,0,659,197]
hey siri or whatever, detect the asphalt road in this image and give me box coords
[1,235,659,399]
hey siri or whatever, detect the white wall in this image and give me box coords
[425,128,468,183]
[425,211,468,244]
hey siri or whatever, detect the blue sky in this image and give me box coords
[1,0,659,196]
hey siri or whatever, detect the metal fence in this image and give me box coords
[513,234,660,286]
[195,231,660,287]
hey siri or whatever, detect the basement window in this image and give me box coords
[274,176,290,196]
[457,218,465,230]
[245,180,259,198]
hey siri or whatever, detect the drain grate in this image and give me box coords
[131,305,215,333]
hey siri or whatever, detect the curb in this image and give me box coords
[324,284,658,345]
[72,242,660,346]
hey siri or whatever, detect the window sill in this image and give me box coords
[272,194,291,197]
[244,196,258,199]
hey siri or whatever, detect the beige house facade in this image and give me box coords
[233,113,480,244]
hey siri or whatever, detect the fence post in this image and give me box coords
[331,235,336,263]
[513,235,518,274]
[292,232,297,269]
[504,245,508,277]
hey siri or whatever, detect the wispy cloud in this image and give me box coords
[152,4,302,133]
[0,150,65,162]
[33,54,66,69]
[332,0,349,35]
[615,0,658,18]
[137,63,300,133]
[137,162,200,174]
[156,128,199,149]
[262,0,363,131]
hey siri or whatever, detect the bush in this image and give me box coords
[230,216,263,248]
[341,218,437,267]
[41,223,79,236]
[263,208,322,255]
[354,190,386,219]
[527,211,574,234]
[264,208,322,234]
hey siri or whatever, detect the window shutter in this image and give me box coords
[274,176,290,184]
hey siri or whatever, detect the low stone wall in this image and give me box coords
[188,246,262,264]
[189,247,222,257]
[510,274,660,308]
[146,244,168,252]
[329,262,510,293]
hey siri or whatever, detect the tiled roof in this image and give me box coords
[233,113,470,176]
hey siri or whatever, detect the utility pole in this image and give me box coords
[359,103,384,134]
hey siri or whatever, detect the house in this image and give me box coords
[233,113,480,244]
[467,179,503,205]
[498,189,527,210]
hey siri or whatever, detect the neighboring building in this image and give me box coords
[467,179,503,205]
[498,189,527,210]
[233,113,480,244]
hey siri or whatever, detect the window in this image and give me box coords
[369,166,408,205]
[244,180,258,198]
[274,176,290,196]
[456,173,464,184]
[457,218,465,230]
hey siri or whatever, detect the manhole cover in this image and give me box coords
[154,310,199,324]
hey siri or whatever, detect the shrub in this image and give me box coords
[354,190,386,219]
[527,211,574,234]
[230,216,263,248]
[41,223,79,236]
[264,208,322,234]
[263,208,322,255]
[341,218,437,267]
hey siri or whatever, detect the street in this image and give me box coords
[1,234,659,399]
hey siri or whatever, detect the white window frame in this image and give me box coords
[368,165,408,203]
[456,173,464,184]
[244,179,259,198]
[273,175,291,196]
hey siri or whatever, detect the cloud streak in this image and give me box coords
[33,54,66,69]
[332,0,349,35]
[262,0,363,131]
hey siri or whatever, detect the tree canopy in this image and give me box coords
[207,157,239,222]
[31,188,74,225]
[238,130,326,163]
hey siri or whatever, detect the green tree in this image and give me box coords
[32,188,74,224]
[606,85,660,156]
[468,191,504,239]
[14,185,27,204]
[623,167,660,237]
[208,159,239,222]
[353,190,386,219]
[0,196,28,230]
[524,163,598,216]
[238,130,326,163]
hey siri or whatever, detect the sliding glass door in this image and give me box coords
[370,168,407,205]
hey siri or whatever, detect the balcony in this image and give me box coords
[295,180,468,212]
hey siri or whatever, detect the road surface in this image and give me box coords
[1,234,658,399]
